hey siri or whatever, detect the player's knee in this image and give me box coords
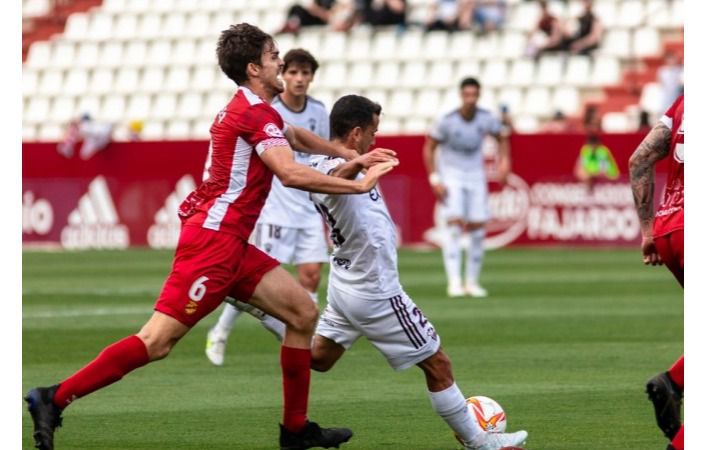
[137,330,178,361]
[311,355,334,372]
[422,350,455,386]
[286,299,318,335]
[300,271,321,293]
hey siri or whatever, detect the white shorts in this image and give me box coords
[316,286,441,371]
[442,179,490,223]
[251,221,328,265]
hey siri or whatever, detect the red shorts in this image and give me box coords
[154,224,280,327]
[654,229,684,287]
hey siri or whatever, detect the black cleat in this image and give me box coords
[646,371,682,440]
[279,420,353,450]
[24,385,64,450]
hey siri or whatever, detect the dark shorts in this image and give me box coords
[155,225,280,327]
[654,229,684,287]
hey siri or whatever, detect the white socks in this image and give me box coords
[442,223,463,287]
[466,228,485,286]
[212,303,242,338]
[428,383,486,447]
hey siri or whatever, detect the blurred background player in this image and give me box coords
[573,133,620,189]
[423,77,510,298]
[628,94,684,450]
[24,23,401,450]
[205,48,331,367]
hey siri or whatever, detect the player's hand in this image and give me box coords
[357,160,399,192]
[431,183,448,203]
[641,236,663,265]
[356,148,398,169]
[340,147,360,161]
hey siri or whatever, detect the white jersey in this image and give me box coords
[310,156,402,299]
[429,107,501,184]
[257,95,330,228]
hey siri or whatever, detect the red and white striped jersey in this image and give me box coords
[179,86,289,239]
[654,94,684,238]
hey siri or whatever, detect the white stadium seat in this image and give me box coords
[63,13,90,40]
[347,62,374,90]
[146,41,172,66]
[50,96,77,123]
[508,58,535,87]
[563,55,592,87]
[76,95,102,117]
[386,90,414,118]
[152,0,176,14]
[114,67,140,93]
[86,12,114,41]
[141,67,165,93]
[162,13,186,38]
[551,86,581,116]
[513,115,539,133]
[75,42,100,68]
[426,61,454,89]
[534,54,565,86]
[374,61,401,89]
[186,12,211,38]
[378,117,401,135]
[473,34,500,60]
[38,123,64,141]
[396,30,424,61]
[499,32,526,59]
[481,60,508,87]
[164,66,190,93]
[633,28,660,58]
[448,32,474,61]
[191,66,216,92]
[98,42,124,68]
[363,89,388,109]
[90,68,114,95]
[346,33,372,62]
[23,124,38,142]
[403,117,430,135]
[590,57,621,86]
[414,89,442,119]
[454,60,481,83]
[497,87,523,115]
[319,33,347,62]
[177,92,203,120]
[64,69,90,96]
[372,30,398,61]
[639,82,663,114]
[51,41,76,69]
[617,1,644,28]
[25,97,51,124]
[141,121,165,140]
[122,41,148,67]
[37,70,63,96]
[192,119,213,139]
[126,93,152,120]
[522,87,552,118]
[601,29,631,58]
[423,31,450,61]
[601,112,632,132]
[23,69,39,97]
[165,119,191,139]
[400,61,427,89]
[101,94,127,122]
[26,41,52,69]
[318,61,347,90]
[138,13,162,40]
[151,94,178,120]
[113,13,138,40]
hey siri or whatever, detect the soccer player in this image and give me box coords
[233,95,528,450]
[205,48,330,366]
[423,77,511,298]
[629,94,684,450]
[24,23,398,450]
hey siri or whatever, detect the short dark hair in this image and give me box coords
[283,48,319,74]
[460,77,481,90]
[330,95,382,139]
[216,23,273,85]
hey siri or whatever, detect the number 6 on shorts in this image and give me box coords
[188,276,209,302]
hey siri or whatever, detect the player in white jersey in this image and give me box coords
[423,77,511,298]
[231,95,528,450]
[205,49,331,366]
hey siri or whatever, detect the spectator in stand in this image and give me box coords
[541,110,574,133]
[357,0,407,27]
[637,110,652,134]
[565,0,603,56]
[57,113,114,160]
[127,120,144,141]
[470,0,506,34]
[528,0,567,58]
[279,0,337,34]
[328,0,359,31]
[657,51,683,114]
[425,0,473,32]
[573,133,620,189]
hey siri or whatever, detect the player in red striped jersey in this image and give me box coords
[629,94,684,450]
[25,23,397,450]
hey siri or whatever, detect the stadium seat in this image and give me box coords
[138,13,162,40]
[192,118,212,139]
[203,91,231,118]
[508,58,535,87]
[23,0,51,18]
[146,40,172,66]
[26,41,52,69]
[347,62,374,89]
[400,61,427,89]
[296,30,322,58]
[473,34,500,60]
[563,55,592,87]
[426,61,454,89]
[98,42,124,68]
[497,87,523,115]
[534,54,565,86]
[590,57,621,86]
[177,92,203,120]
[403,117,430,135]
[63,13,90,41]
[194,39,217,65]
[508,1,539,31]
[37,70,63,96]
[141,120,165,140]
[89,68,114,95]
[481,60,508,87]
[50,96,76,123]
[102,0,127,12]
[447,32,474,61]
[601,29,631,58]
[164,66,191,93]
[152,0,177,14]
[23,69,39,97]
[25,97,51,124]
[101,94,127,122]
[76,95,102,118]
[165,119,191,139]
[170,39,196,66]
[122,41,148,67]
[512,115,540,133]
[151,94,178,120]
[162,13,187,38]
[551,86,580,116]
[141,67,165,93]
[114,67,140,93]
[592,1,618,28]
[499,32,526,59]
[123,0,152,13]
[23,124,38,142]
[414,89,441,119]
[51,41,76,69]
[617,1,644,28]
[423,31,450,61]
[346,32,372,62]
[478,88,498,113]
[113,13,139,40]
[64,69,90,96]
[319,32,347,62]
[372,30,398,61]
[639,82,663,114]
[86,12,114,41]
[318,61,347,90]
[396,30,424,62]
[259,10,285,34]
[378,116,401,135]
[632,28,660,58]
[374,61,401,89]
[439,89,460,114]
[38,123,64,141]
[601,111,632,132]
[126,93,152,120]
[522,87,552,118]
[386,90,414,119]
[455,60,481,82]
[309,89,334,110]
[186,12,211,38]
[75,42,100,68]
[363,89,388,109]
[191,66,216,92]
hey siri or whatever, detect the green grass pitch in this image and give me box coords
[23,247,682,449]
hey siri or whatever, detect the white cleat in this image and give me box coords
[448,284,467,298]
[465,283,488,298]
[466,430,528,450]
[205,328,228,366]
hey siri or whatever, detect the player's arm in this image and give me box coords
[628,122,672,265]
[260,144,396,194]
[423,135,447,202]
[284,124,359,160]
[326,149,398,180]
[492,131,511,184]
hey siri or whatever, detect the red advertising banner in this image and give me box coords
[22,133,658,249]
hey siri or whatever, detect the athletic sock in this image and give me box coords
[280,345,311,433]
[428,383,486,447]
[466,228,486,285]
[442,224,463,287]
[261,315,286,341]
[668,355,684,390]
[671,424,684,450]
[53,335,150,409]
[213,303,242,338]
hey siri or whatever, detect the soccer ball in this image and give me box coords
[466,396,507,433]
[454,396,507,446]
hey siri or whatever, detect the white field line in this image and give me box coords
[23,305,152,319]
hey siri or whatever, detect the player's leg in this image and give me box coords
[240,262,352,447]
[441,183,467,297]
[205,304,243,366]
[297,262,322,300]
[294,219,329,304]
[311,291,360,372]
[646,354,684,441]
[655,230,684,287]
[464,181,490,297]
[670,425,684,450]
[310,334,346,372]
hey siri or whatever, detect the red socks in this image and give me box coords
[668,356,684,390]
[280,346,311,433]
[53,335,150,409]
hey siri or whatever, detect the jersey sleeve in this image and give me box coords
[310,156,344,175]
[318,107,330,140]
[240,104,290,155]
[660,95,683,129]
[488,113,503,135]
[429,115,449,142]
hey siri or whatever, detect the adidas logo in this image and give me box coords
[60,176,130,249]
[148,175,196,249]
